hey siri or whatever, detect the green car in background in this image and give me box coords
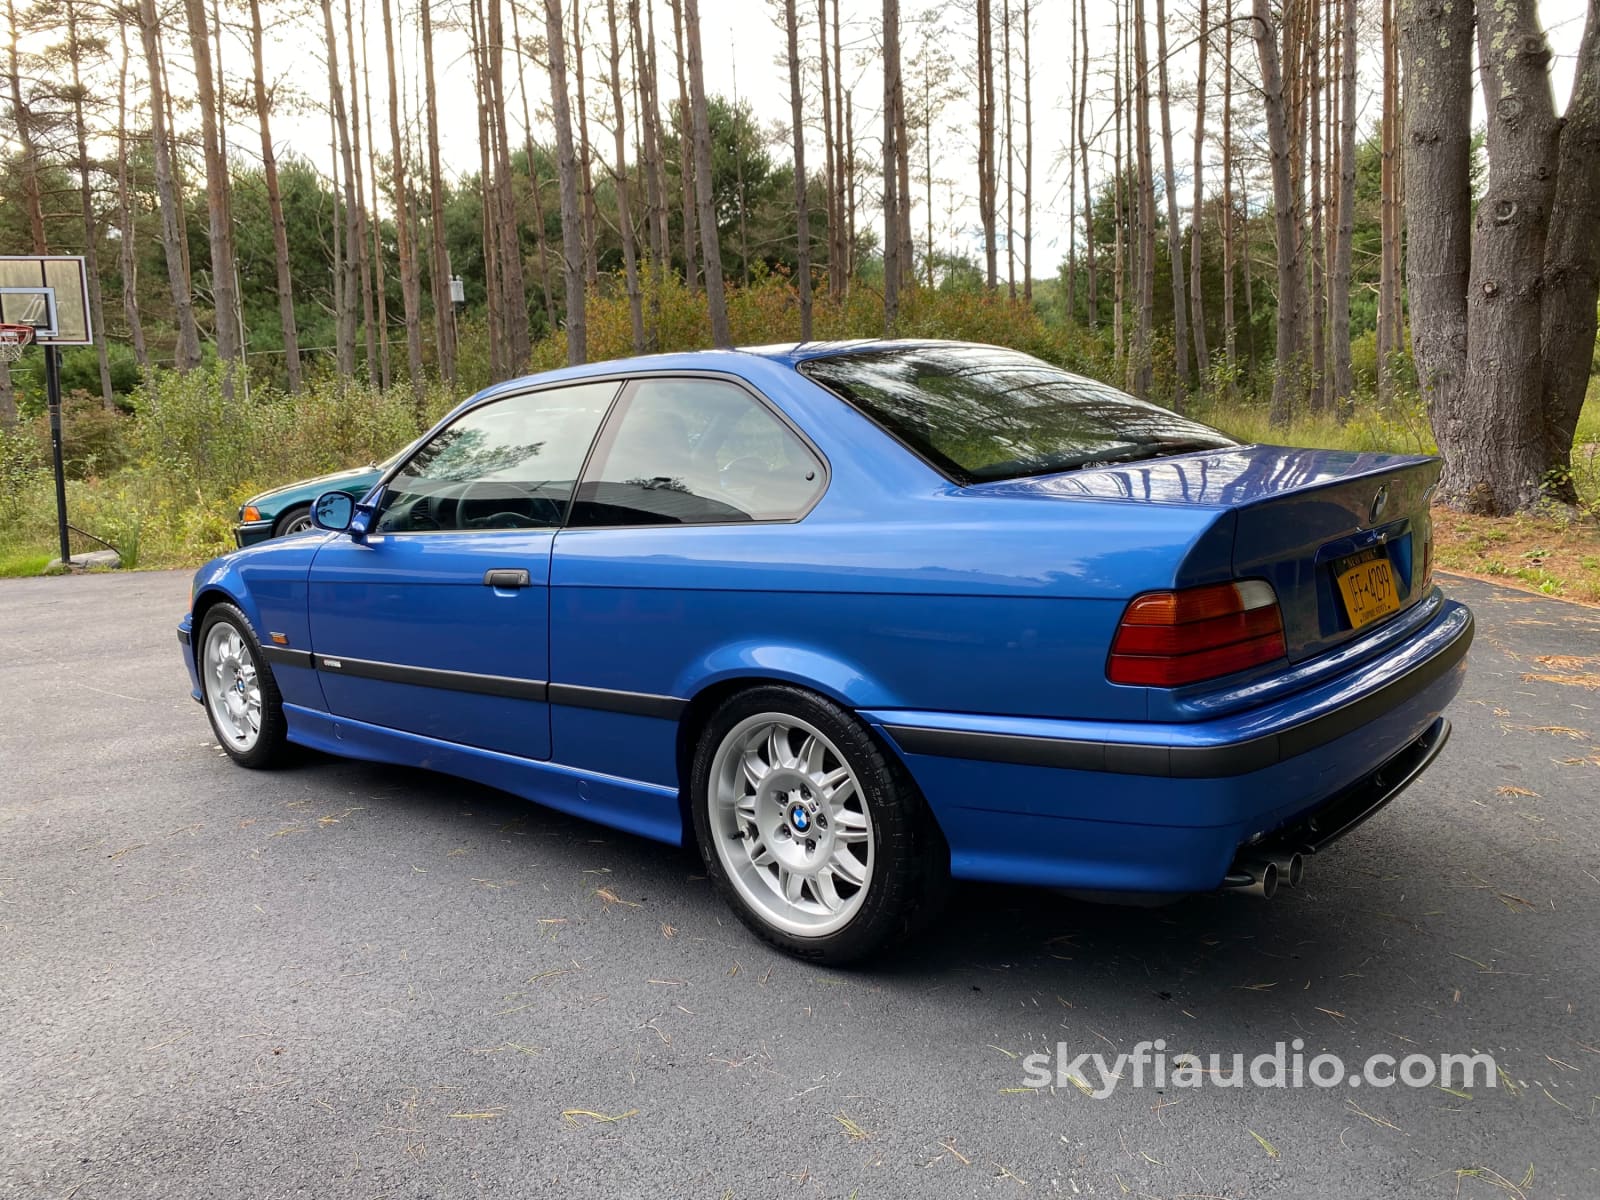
[234,447,409,547]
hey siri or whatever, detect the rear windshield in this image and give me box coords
[799,344,1236,484]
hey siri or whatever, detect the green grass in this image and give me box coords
[0,548,56,578]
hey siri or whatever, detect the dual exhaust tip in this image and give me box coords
[1222,851,1305,899]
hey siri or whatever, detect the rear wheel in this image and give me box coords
[274,505,314,537]
[691,685,948,963]
[198,603,290,768]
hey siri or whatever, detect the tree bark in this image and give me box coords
[1002,0,1015,299]
[883,0,902,328]
[1112,0,1125,364]
[487,0,530,372]
[420,0,457,383]
[1189,0,1209,381]
[1540,6,1600,497]
[360,0,392,390]
[343,0,378,381]
[1131,0,1156,398]
[137,0,201,369]
[5,0,45,251]
[572,0,600,290]
[186,0,241,376]
[1378,0,1400,399]
[683,0,730,344]
[1078,0,1095,326]
[669,0,700,289]
[784,0,813,339]
[380,0,424,408]
[545,0,587,364]
[1252,0,1305,424]
[321,0,359,379]
[1221,0,1235,388]
[1308,0,1327,414]
[1022,0,1032,302]
[817,0,837,298]
[1329,0,1357,411]
[249,0,303,391]
[115,14,148,368]
[64,0,115,407]
[976,0,997,289]
[1399,0,1473,489]
[605,0,646,351]
[1154,0,1189,407]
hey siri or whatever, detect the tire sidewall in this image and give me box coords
[197,602,287,769]
[274,505,313,538]
[690,685,933,963]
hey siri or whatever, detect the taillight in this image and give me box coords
[1108,580,1287,687]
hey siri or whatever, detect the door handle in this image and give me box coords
[483,568,532,589]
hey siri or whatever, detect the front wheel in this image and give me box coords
[198,603,291,769]
[690,685,948,963]
[274,505,314,537]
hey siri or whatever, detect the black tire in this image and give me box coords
[273,505,314,538]
[689,684,950,964]
[196,602,292,769]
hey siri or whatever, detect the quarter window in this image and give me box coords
[375,382,619,533]
[569,378,824,526]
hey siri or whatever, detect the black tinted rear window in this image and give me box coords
[799,344,1235,484]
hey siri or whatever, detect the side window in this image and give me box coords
[569,378,825,527]
[376,381,618,533]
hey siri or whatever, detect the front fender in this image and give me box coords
[190,538,326,710]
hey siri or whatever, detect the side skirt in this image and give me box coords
[282,703,685,847]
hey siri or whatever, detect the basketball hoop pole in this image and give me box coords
[45,345,71,566]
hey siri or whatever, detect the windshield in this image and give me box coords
[799,344,1236,484]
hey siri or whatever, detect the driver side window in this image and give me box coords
[376,381,618,533]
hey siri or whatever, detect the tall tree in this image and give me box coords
[380,0,424,406]
[817,0,838,295]
[1189,0,1210,380]
[1307,0,1327,413]
[342,0,378,380]
[185,0,241,375]
[1021,0,1032,302]
[1252,0,1304,423]
[419,0,457,383]
[1130,0,1156,397]
[883,0,903,328]
[784,0,812,338]
[683,0,730,345]
[5,0,45,251]
[669,0,700,289]
[1328,0,1356,410]
[320,0,359,378]
[1153,0,1189,408]
[604,0,645,351]
[1220,0,1236,388]
[248,0,303,391]
[487,0,530,372]
[136,0,201,369]
[572,0,600,289]
[1001,0,1015,298]
[546,0,587,363]
[975,0,997,288]
[114,12,147,367]
[62,0,114,406]
[1078,0,1095,327]
[1378,0,1400,398]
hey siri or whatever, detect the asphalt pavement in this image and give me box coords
[2,569,1598,1198]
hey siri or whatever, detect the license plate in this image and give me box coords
[1335,547,1400,629]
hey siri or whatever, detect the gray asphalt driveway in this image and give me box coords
[2,570,1598,1198]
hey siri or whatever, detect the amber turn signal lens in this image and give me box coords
[241,505,262,522]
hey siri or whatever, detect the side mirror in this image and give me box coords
[312,491,355,532]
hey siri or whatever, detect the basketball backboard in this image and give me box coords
[0,256,93,345]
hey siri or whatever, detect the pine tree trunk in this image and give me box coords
[1329,0,1357,411]
[1252,0,1304,424]
[511,0,559,334]
[831,0,847,296]
[186,0,240,376]
[669,0,700,290]
[1308,0,1327,414]
[380,0,424,408]
[684,0,730,344]
[605,0,646,351]
[1078,0,1095,327]
[545,0,587,364]
[358,0,391,390]
[817,0,837,298]
[1154,0,1188,407]
[64,0,115,407]
[343,0,378,381]
[1539,10,1600,497]
[1022,0,1033,303]
[1398,0,1473,491]
[248,0,302,391]
[1131,0,1155,399]
[5,0,46,251]
[1189,0,1209,383]
[1002,0,1015,299]
[1112,0,1124,365]
[1455,0,1560,512]
[420,0,457,383]
[883,0,902,328]
[784,0,813,339]
[1220,1,1236,391]
[976,0,997,289]
[487,0,529,372]
[137,0,200,369]
[115,15,148,368]
[572,1,600,290]
[1378,0,1399,399]
[321,0,360,378]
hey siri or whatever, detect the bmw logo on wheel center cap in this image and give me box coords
[791,805,810,833]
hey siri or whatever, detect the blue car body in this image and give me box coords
[178,342,1470,897]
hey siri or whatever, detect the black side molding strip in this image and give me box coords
[313,653,547,701]
[289,650,686,717]
[548,682,687,720]
[886,608,1473,780]
[262,646,314,669]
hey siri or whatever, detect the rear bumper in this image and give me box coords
[867,598,1472,893]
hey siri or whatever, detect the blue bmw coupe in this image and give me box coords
[178,341,1472,962]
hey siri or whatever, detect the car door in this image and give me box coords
[306,380,621,759]
[548,376,828,792]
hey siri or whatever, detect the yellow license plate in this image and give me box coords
[1336,548,1400,629]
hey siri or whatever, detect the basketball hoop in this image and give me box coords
[0,322,34,364]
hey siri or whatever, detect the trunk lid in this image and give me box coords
[969,445,1441,663]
